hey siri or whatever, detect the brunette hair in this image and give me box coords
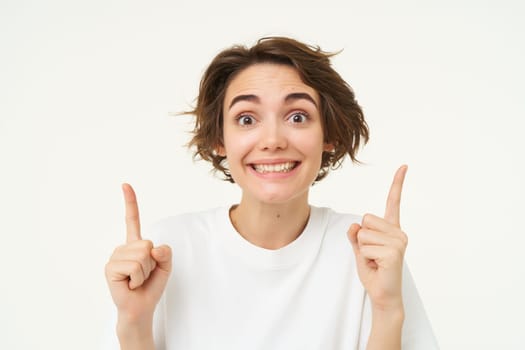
[186,36,369,182]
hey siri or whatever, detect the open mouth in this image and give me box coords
[250,161,300,174]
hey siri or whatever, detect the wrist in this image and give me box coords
[372,301,404,320]
[370,296,404,314]
[371,306,405,325]
[117,314,153,338]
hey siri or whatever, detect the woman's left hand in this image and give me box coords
[347,165,409,311]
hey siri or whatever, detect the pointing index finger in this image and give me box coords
[384,165,408,226]
[122,183,141,242]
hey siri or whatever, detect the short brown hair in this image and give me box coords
[186,36,369,182]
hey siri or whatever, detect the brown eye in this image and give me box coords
[237,114,255,126]
[289,112,308,124]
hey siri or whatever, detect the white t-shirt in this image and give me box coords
[104,206,438,349]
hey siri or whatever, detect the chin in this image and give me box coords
[252,186,310,205]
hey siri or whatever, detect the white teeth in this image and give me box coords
[253,162,296,173]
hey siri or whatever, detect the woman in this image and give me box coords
[105,37,438,349]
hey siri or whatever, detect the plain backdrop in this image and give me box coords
[1,0,524,349]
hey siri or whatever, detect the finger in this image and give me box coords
[347,223,362,259]
[347,223,361,247]
[151,245,172,273]
[359,245,404,265]
[361,214,407,241]
[147,245,173,292]
[384,165,408,226]
[111,241,156,280]
[362,213,397,233]
[127,261,147,289]
[106,260,145,289]
[122,183,141,242]
[356,229,405,249]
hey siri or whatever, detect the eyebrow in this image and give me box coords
[228,92,318,110]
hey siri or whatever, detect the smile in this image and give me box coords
[251,161,299,174]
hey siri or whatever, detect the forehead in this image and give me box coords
[224,63,320,106]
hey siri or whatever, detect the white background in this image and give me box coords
[1,0,524,349]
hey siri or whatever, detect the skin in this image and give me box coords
[105,63,408,350]
[218,63,333,249]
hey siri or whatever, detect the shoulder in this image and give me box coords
[310,206,362,256]
[144,206,227,246]
[312,206,362,232]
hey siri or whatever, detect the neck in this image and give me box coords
[229,193,311,250]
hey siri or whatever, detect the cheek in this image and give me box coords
[223,129,258,159]
[292,130,325,159]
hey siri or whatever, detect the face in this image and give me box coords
[219,63,333,205]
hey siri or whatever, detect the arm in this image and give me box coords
[366,306,404,350]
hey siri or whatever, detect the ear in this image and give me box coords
[323,143,335,152]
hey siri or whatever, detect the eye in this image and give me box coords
[237,114,256,126]
[288,112,309,124]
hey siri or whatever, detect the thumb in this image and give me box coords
[151,245,172,272]
[347,223,361,255]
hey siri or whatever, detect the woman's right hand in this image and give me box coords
[105,183,172,329]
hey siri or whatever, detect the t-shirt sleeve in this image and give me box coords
[358,262,439,349]
[401,262,439,349]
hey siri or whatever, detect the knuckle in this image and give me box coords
[357,229,366,241]
[112,244,125,256]
[104,261,113,276]
[395,248,405,260]
[126,213,139,222]
[131,261,143,276]
[139,239,154,250]
[138,247,151,260]
[362,213,372,226]
[399,231,408,246]
[137,252,153,270]
[110,246,125,260]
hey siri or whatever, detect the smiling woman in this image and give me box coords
[188,37,369,183]
[104,37,439,350]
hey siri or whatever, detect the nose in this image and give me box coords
[258,119,287,151]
